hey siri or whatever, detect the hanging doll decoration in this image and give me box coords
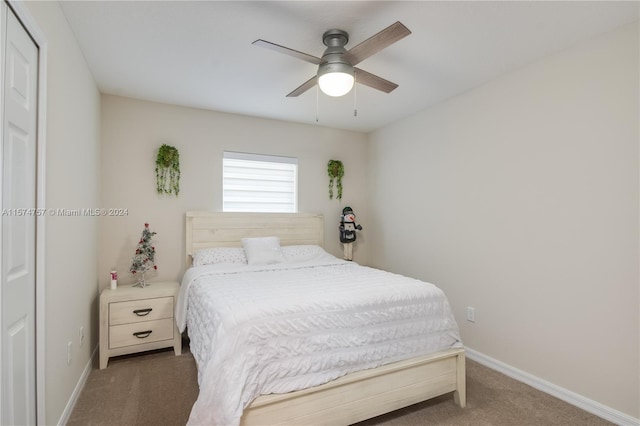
[339,206,363,261]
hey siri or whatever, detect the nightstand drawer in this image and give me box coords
[109,296,173,325]
[109,318,175,349]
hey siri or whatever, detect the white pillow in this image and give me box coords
[242,236,285,265]
[192,247,247,266]
[281,245,327,262]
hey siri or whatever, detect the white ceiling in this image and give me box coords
[60,1,638,133]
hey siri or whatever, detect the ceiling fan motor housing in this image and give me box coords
[319,29,354,78]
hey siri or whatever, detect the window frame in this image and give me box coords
[222,151,298,213]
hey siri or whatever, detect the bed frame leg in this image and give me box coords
[453,351,466,408]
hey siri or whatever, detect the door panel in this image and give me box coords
[1,2,38,424]
[5,126,30,280]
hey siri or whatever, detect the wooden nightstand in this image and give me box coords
[99,281,182,369]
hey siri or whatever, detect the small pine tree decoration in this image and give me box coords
[130,223,157,287]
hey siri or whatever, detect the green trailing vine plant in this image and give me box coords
[156,144,180,196]
[327,160,344,200]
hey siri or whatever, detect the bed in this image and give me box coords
[178,211,466,425]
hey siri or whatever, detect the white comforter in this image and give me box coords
[176,253,462,426]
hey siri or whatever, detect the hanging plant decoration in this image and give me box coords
[327,159,344,200]
[155,144,180,196]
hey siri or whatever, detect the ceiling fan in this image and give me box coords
[253,21,411,98]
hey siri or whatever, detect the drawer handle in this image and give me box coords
[133,330,153,339]
[133,308,153,316]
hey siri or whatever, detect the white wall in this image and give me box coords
[22,1,101,424]
[99,95,368,288]
[367,22,639,419]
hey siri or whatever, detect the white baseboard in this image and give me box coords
[57,345,98,426]
[464,347,639,426]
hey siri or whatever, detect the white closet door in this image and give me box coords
[1,2,39,424]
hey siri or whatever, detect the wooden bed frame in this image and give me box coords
[185,211,466,425]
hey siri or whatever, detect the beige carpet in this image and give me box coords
[68,343,611,426]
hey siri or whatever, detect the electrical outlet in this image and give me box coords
[79,326,84,347]
[67,341,72,366]
[466,307,476,323]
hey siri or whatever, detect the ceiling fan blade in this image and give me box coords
[286,76,318,97]
[252,39,324,65]
[343,21,411,66]
[354,68,399,93]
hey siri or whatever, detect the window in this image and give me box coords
[223,151,298,213]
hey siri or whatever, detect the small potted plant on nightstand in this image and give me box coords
[129,223,158,287]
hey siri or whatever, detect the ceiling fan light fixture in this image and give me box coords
[317,62,354,97]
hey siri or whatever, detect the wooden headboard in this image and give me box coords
[185,211,324,267]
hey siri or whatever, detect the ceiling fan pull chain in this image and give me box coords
[353,70,358,117]
[316,85,319,122]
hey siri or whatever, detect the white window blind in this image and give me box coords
[223,151,298,213]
